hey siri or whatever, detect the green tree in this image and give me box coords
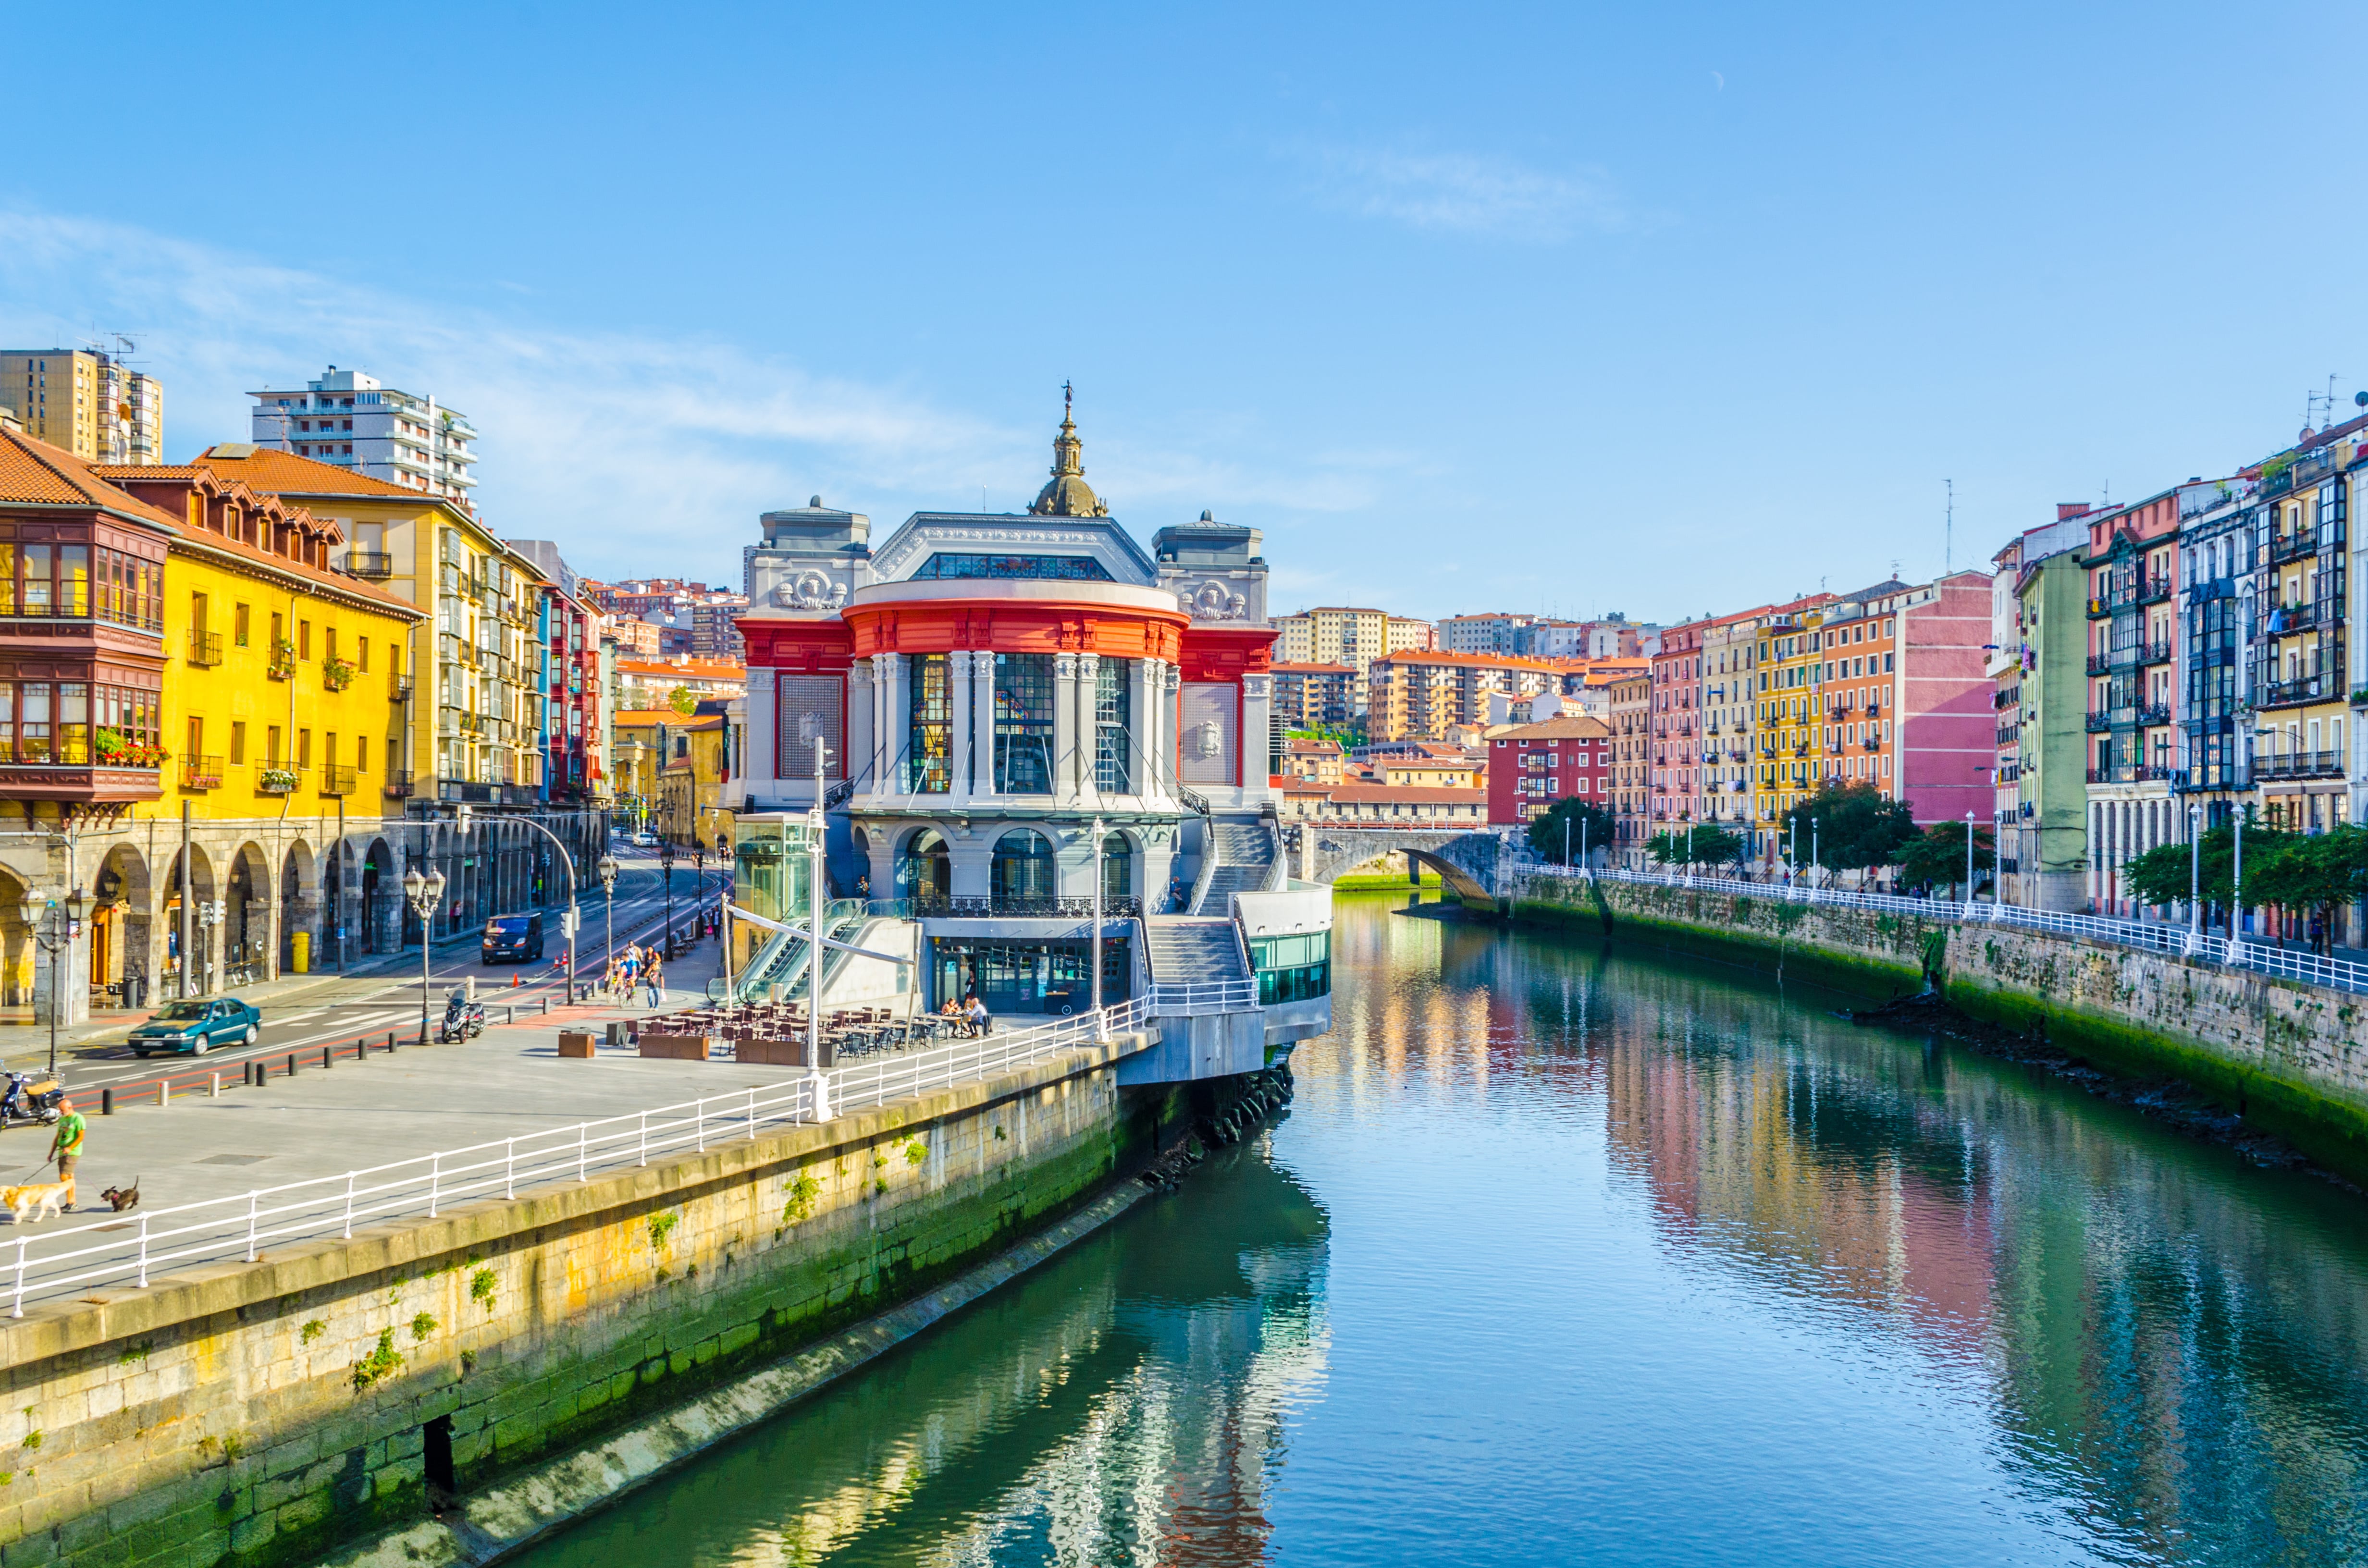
[1529,798,1615,865]
[2245,823,2368,931]
[1645,825,1745,869]
[1899,820,1995,897]
[1778,783,1916,876]
[668,686,698,717]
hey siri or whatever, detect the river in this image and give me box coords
[514,891,2368,1567]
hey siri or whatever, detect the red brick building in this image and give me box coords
[1487,713,1612,825]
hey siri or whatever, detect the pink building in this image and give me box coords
[1894,570,1998,826]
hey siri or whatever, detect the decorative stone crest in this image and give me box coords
[770,569,847,612]
[1178,579,1249,621]
[1192,719,1224,759]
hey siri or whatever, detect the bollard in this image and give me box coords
[210,1073,220,1098]
[542,997,550,1015]
[385,1031,395,1053]
[158,1081,168,1108]
[285,1053,297,1078]
[322,1046,333,1071]
[100,1089,113,1116]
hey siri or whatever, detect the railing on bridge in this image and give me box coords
[1520,862,2368,996]
[1,996,1155,1317]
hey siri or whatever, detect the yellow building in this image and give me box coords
[615,709,732,850]
[185,444,546,811]
[2,347,162,464]
[1754,608,1829,842]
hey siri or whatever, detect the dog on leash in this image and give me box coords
[99,1179,138,1213]
[2,1176,74,1224]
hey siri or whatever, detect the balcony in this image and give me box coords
[186,631,223,667]
[2085,652,2111,675]
[318,764,357,797]
[390,674,414,703]
[345,551,395,579]
[256,765,302,796]
[2255,749,2345,780]
[181,755,223,790]
[2084,711,2111,732]
[2138,640,2172,665]
[2135,703,2170,727]
[2270,527,2338,565]
[267,645,296,681]
[2260,674,2339,710]
[2138,575,2172,605]
[384,770,414,798]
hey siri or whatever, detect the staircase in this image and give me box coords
[730,902,868,1003]
[1143,917,1251,985]
[1191,818,1279,915]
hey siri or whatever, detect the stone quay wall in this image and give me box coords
[0,1040,1174,1568]
[1506,870,2368,1181]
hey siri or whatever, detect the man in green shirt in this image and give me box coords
[48,1097,84,1182]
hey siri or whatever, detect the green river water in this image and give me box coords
[514,891,2368,1566]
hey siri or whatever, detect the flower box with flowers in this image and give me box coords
[259,766,300,794]
[322,657,359,693]
[94,729,168,770]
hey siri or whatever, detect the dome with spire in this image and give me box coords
[1028,383,1108,517]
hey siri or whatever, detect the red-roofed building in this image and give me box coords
[1487,714,1612,825]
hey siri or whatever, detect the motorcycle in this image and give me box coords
[1,1070,63,1127]
[436,993,486,1044]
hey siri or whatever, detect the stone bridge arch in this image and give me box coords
[1283,826,1508,906]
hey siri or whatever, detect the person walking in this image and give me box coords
[48,1095,85,1186]
[644,955,664,1008]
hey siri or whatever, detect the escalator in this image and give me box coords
[728,898,869,1004]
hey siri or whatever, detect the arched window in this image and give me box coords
[1100,833,1132,903]
[991,828,1054,908]
[898,829,950,905]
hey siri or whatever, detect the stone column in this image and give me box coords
[872,652,898,794]
[949,650,974,802]
[857,653,886,800]
[1052,653,1079,807]
[1075,652,1101,805]
[1241,673,1274,790]
[1130,658,1159,804]
[973,650,999,797]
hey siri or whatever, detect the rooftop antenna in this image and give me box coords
[1945,478,1954,575]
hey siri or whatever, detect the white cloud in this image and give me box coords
[0,209,1428,583]
[1297,146,1626,241]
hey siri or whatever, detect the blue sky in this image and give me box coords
[4,2,2360,623]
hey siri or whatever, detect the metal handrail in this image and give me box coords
[1,996,1156,1315]
[1525,863,2368,996]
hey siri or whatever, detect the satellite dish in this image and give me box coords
[2354,391,2366,408]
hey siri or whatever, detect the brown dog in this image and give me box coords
[99,1179,138,1213]
[2,1176,74,1224]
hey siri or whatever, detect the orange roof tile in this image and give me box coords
[0,428,184,530]
[616,658,747,679]
[96,462,425,619]
[190,443,443,502]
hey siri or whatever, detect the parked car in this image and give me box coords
[128,997,262,1057]
[632,831,658,848]
[482,913,546,964]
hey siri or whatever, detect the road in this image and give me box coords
[37,854,730,1102]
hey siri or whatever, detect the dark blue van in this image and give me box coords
[482,913,545,964]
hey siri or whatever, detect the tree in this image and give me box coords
[1645,825,1745,868]
[668,686,698,717]
[1778,783,1916,876]
[1898,820,1995,897]
[1529,798,1615,865]
[2244,823,2368,932]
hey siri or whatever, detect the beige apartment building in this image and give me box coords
[1274,606,1433,714]
[1366,650,1563,741]
[1,347,162,464]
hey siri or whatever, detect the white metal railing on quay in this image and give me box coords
[1523,863,2368,997]
[1,997,1164,1317]
[1146,979,1261,1015]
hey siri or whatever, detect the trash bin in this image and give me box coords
[290,931,310,974]
[123,973,146,1010]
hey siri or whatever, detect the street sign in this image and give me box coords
[561,907,580,937]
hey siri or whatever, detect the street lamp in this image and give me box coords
[1963,809,1977,915]
[21,888,86,1078]
[2188,803,2202,940]
[402,864,447,1045]
[1090,814,1107,1042]
[659,840,676,957]
[598,854,619,968]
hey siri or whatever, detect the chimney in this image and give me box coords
[2055,503,2092,522]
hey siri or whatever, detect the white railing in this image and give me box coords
[1146,978,1261,1015]
[1,999,1155,1317]
[1524,863,2368,995]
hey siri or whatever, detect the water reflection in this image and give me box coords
[523,891,2368,1567]
[511,1142,1329,1568]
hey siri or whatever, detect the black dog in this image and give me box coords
[99,1179,138,1213]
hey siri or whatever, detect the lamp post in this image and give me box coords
[1964,810,1977,914]
[402,864,446,1045]
[660,840,676,957]
[598,854,618,968]
[1810,817,1820,895]
[458,803,581,997]
[2232,808,2246,956]
[2189,804,2202,939]
[1091,814,1107,1042]
[21,888,86,1078]
[807,735,828,1070]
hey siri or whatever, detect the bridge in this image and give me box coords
[1282,825,1506,905]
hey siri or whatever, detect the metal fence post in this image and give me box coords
[11,1236,24,1317]
[639,1110,648,1166]
[245,1191,258,1262]
[579,1123,588,1182]
[428,1153,441,1218]
[696,1097,706,1154]
[136,1215,149,1288]
[343,1172,355,1238]
[506,1138,516,1200]
[747,1085,758,1141]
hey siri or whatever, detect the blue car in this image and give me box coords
[128,997,262,1057]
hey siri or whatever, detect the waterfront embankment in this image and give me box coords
[0,1037,1186,1568]
[1506,868,2368,1181]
